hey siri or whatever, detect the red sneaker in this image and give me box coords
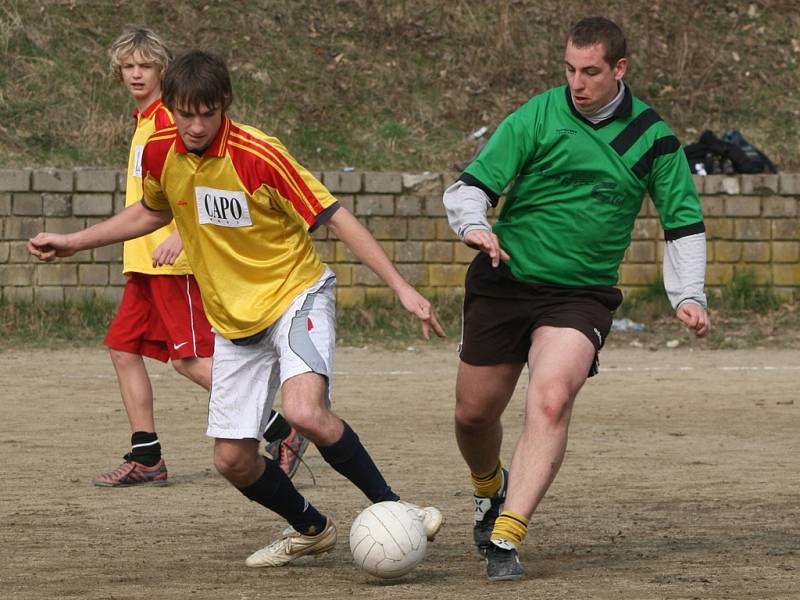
[279,430,310,479]
[92,458,168,487]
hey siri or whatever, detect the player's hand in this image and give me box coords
[27,233,75,261]
[463,229,510,267]
[676,302,711,337]
[152,231,184,267]
[396,284,446,340]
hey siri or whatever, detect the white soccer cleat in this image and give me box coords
[399,501,444,541]
[245,519,337,567]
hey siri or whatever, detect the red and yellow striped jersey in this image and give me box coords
[141,116,338,339]
[123,98,191,275]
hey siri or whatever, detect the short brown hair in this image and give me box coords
[109,27,171,81]
[567,17,627,67]
[162,50,233,113]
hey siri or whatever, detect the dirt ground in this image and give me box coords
[1,344,797,600]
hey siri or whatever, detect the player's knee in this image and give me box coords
[108,347,135,367]
[171,358,192,377]
[283,402,325,437]
[533,386,574,426]
[454,400,495,432]
[213,445,249,480]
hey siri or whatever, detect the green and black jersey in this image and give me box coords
[460,85,704,287]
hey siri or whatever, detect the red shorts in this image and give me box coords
[104,273,214,363]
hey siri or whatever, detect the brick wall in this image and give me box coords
[1,168,798,305]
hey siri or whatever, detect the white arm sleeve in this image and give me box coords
[443,180,492,240]
[663,232,708,310]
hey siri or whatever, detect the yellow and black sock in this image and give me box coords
[490,510,529,549]
[470,460,503,498]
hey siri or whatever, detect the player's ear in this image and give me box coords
[613,58,628,81]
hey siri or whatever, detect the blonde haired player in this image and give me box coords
[99,29,302,487]
[93,27,215,487]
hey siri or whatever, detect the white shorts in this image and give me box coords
[206,268,336,439]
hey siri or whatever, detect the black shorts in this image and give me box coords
[459,253,623,377]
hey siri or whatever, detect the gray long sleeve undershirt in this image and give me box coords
[443,180,493,239]
[663,233,708,310]
[444,180,707,311]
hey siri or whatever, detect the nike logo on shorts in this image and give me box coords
[173,342,189,350]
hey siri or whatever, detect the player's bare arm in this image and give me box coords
[326,207,445,339]
[28,200,173,262]
[152,228,184,267]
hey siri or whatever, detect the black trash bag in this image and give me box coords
[684,130,778,175]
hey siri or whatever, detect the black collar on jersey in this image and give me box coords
[565,83,633,129]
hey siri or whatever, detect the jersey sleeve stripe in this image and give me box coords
[458,173,500,207]
[229,132,326,215]
[147,127,177,142]
[664,221,705,241]
[228,139,311,203]
[309,202,340,232]
[142,131,176,182]
[631,135,681,178]
[228,140,318,224]
[232,132,326,214]
[154,106,175,129]
[610,108,662,156]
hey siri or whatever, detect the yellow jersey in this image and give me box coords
[141,116,338,339]
[123,98,191,275]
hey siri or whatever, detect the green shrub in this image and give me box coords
[0,297,117,349]
[713,271,783,314]
[616,280,673,322]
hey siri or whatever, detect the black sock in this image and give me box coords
[317,421,399,503]
[263,410,291,443]
[128,431,161,467]
[239,458,327,535]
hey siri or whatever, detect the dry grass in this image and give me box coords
[1,0,798,170]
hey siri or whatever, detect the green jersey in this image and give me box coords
[461,85,703,287]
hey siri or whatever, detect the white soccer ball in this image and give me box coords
[349,501,427,579]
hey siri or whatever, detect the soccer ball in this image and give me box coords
[349,501,427,579]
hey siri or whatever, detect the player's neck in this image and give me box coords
[134,88,162,113]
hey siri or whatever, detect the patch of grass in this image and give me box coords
[0,297,117,350]
[2,1,799,170]
[617,280,673,323]
[618,271,785,325]
[712,270,783,314]
[611,273,799,350]
[336,291,463,348]
[0,293,465,351]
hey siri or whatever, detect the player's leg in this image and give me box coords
[149,274,214,389]
[277,269,442,538]
[108,349,155,431]
[171,356,212,389]
[281,371,442,540]
[456,288,529,557]
[485,326,594,581]
[505,326,594,518]
[153,274,307,477]
[209,329,335,567]
[95,276,170,487]
[277,273,399,503]
[455,360,523,556]
[282,372,398,497]
[455,361,523,474]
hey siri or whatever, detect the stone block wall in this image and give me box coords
[1,168,798,306]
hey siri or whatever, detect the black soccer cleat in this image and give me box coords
[486,540,524,582]
[473,468,508,556]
